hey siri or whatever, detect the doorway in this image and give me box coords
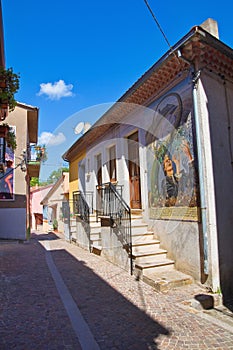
[127,131,141,209]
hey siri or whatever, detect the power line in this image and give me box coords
[143,0,180,63]
[143,0,172,49]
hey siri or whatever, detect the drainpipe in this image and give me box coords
[192,70,209,274]
[177,50,209,274]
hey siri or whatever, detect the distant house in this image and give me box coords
[30,184,53,231]
[41,172,69,233]
[0,102,41,239]
[63,19,233,300]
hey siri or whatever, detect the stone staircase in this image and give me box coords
[89,214,102,254]
[70,215,102,254]
[131,212,193,292]
[69,218,76,239]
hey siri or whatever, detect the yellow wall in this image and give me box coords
[69,151,85,213]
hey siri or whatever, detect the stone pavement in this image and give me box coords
[0,231,233,350]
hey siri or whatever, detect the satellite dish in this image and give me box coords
[83,122,91,133]
[74,122,84,135]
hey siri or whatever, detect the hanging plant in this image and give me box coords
[6,129,17,151]
[0,123,9,138]
[0,67,20,112]
[0,123,17,151]
[34,144,48,162]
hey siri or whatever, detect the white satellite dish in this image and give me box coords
[74,122,84,135]
[83,122,91,133]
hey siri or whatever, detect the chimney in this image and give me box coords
[200,18,219,39]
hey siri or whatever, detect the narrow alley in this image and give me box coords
[0,231,233,349]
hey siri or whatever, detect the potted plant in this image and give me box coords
[0,123,17,151]
[6,128,17,151]
[0,67,20,112]
[0,123,9,138]
[53,218,58,232]
[35,144,47,162]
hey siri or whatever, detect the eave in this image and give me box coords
[17,102,39,144]
[63,25,233,162]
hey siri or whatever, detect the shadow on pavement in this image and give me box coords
[31,231,60,241]
[46,238,170,349]
[0,232,170,349]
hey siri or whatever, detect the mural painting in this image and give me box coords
[146,81,199,221]
[0,126,15,200]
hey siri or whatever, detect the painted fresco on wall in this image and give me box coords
[146,80,199,221]
[0,127,15,200]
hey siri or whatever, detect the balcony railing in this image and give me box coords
[27,144,46,163]
[27,144,46,178]
[96,182,133,274]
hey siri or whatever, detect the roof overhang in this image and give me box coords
[17,102,39,144]
[63,25,233,162]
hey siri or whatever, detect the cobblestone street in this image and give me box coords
[1,231,233,350]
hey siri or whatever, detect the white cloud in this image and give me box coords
[38,80,74,100]
[38,131,66,146]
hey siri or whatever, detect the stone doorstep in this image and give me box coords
[141,269,194,292]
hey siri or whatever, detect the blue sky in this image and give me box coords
[2,0,233,179]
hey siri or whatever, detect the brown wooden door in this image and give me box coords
[96,154,102,212]
[128,132,141,209]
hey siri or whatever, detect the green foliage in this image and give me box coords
[35,144,48,162]
[53,218,58,230]
[0,123,17,151]
[30,177,39,187]
[7,129,17,151]
[153,140,169,164]
[48,167,69,183]
[0,67,20,112]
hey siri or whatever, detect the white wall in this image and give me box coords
[201,72,233,298]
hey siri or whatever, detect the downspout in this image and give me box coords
[192,69,209,274]
[178,50,209,274]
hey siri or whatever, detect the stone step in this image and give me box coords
[90,226,101,235]
[132,237,160,246]
[90,232,101,239]
[131,226,152,236]
[135,258,175,273]
[132,232,157,245]
[142,269,193,292]
[89,215,98,223]
[134,251,168,264]
[132,229,154,236]
[132,247,167,257]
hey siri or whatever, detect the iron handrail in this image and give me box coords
[73,190,92,224]
[96,182,133,274]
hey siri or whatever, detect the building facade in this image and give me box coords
[63,20,233,300]
[0,103,40,240]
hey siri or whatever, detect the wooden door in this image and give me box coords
[128,132,141,209]
[96,154,102,212]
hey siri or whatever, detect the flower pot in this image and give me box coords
[0,124,9,138]
[0,103,8,110]
[0,80,6,88]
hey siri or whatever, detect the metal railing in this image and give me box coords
[73,191,94,222]
[96,182,133,274]
[27,144,46,163]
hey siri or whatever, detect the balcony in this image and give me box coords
[27,145,45,178]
